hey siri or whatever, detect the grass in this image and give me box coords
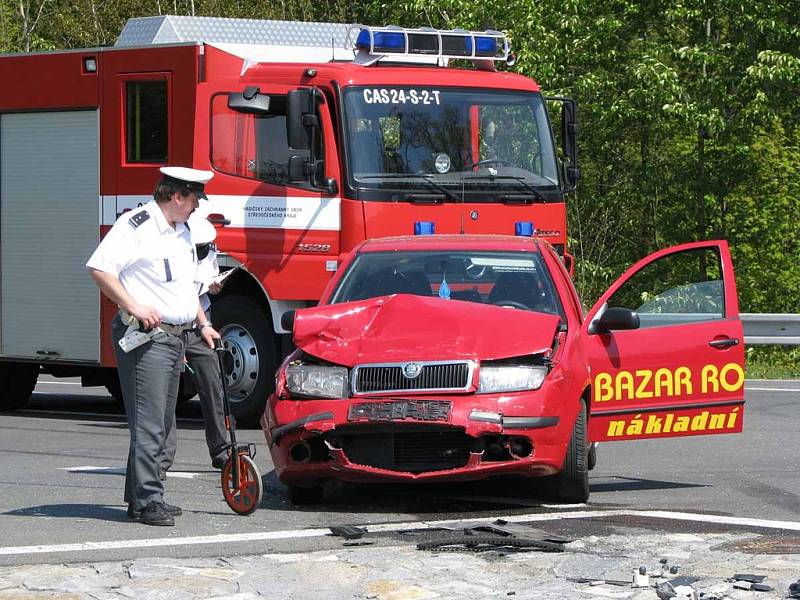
[745,346,800,379]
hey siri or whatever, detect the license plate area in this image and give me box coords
[348,400,452,422]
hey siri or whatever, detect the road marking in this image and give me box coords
[60,466,196,479]
[1,509,799,557]
[746,387,800,392]
[35,381,81,386]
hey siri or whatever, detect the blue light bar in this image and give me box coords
[515,221,535,237]
[414,221,435,235]
[349,25,509,63]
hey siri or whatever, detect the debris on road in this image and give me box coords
[329,525,367,540]
[417,536,566,554]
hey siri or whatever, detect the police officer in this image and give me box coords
[86,166,220,526]
[161,214,228,476]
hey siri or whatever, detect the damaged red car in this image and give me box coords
[262,234,745,505]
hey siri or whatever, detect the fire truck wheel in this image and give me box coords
[547,400,589,503]
[0,362,39,410]
[212,294,276,427]
[588,442,598,470]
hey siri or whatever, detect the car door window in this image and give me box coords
[606,247,725,329]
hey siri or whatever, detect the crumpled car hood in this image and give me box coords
[292,294,561,367]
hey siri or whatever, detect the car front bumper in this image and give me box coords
[262,392,576,485]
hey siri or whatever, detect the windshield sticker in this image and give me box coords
[470,258,536,268]
[362,89,441,105]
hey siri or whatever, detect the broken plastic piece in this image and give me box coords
[633,566,650,587]
[733,574,766,583]
[329,525,367,540]
[790,579,800,598]
[670,565,680,574]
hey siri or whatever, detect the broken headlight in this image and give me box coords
[285,363,349,399]
[478,365,547,393]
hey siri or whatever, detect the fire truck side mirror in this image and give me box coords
[287,89,314,150]
[228,88,271,114]
[545,95,580,193]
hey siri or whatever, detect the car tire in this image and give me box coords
[288,484,323,506]
[211,294,277,427]
[0,362,39,410]
[549,400,589,503]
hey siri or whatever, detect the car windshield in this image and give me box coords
[330,250,564,317]
[343,87,560,200]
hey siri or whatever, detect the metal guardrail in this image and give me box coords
[741,313,800,345]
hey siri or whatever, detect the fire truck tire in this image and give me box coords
[548,400,589,503]
[288,484,323,505]
[588,442,598,471]
[0,362,39,411]
[212,294,276,427]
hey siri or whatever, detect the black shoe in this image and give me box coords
[127,501,182,519]
[211,451,228,469]
[136,501,175,526]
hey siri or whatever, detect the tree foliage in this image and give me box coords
[0,0,797,311]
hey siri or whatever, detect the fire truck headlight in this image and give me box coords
[285,364,349,399]
[478,365,547,393]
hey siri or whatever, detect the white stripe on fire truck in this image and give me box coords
[100,194,341,231]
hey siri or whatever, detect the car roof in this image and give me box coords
[358,234,544,254]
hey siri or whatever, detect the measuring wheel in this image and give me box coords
[221,453,263,515]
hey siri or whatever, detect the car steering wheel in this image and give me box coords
[491,300,531,311]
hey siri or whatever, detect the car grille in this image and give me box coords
[338,427,472,473]
[353,361,472,394]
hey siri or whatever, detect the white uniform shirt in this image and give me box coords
[86,201,199,324]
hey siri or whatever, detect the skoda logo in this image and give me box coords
[402,362,422,379]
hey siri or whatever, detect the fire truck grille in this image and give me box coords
[339,427,471,473]
[353,362,471,394]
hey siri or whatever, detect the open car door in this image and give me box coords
[584,241,745,442]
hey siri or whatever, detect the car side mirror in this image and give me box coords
[280,310,296,331]
[589,306,640,334]
[286,89,314,150]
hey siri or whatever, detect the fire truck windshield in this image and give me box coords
[343,86,560,202]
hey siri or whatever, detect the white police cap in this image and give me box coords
[159,166,214,200]
[188,212,217,245]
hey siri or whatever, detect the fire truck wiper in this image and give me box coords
[360,174,462,203]
[462,174,546,202]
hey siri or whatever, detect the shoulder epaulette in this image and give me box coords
[128,210,150,229]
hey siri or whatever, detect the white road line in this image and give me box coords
[60,466,196,479]
[746,387,800,392]
[35,381,82,386]
[1,509,799,557]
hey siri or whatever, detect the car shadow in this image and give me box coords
[3,503,131,522]
[589,476,708,493]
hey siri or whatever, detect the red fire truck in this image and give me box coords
[0,16,579,424]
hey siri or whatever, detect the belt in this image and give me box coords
[160,321,195,336]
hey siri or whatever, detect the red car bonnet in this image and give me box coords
[292,294,561,367]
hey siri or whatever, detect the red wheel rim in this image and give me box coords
[221,455,263,515]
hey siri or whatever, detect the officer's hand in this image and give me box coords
[208,282,223,294]
[201,325,221,349]
[129,304,161,330]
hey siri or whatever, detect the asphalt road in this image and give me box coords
[0,376,797,566]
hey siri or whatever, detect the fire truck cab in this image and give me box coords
[0,16,579,424]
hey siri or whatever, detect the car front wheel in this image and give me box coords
[549,400,589,503]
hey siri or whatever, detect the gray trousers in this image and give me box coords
[161,327,228,471]
[112,314,186,510]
